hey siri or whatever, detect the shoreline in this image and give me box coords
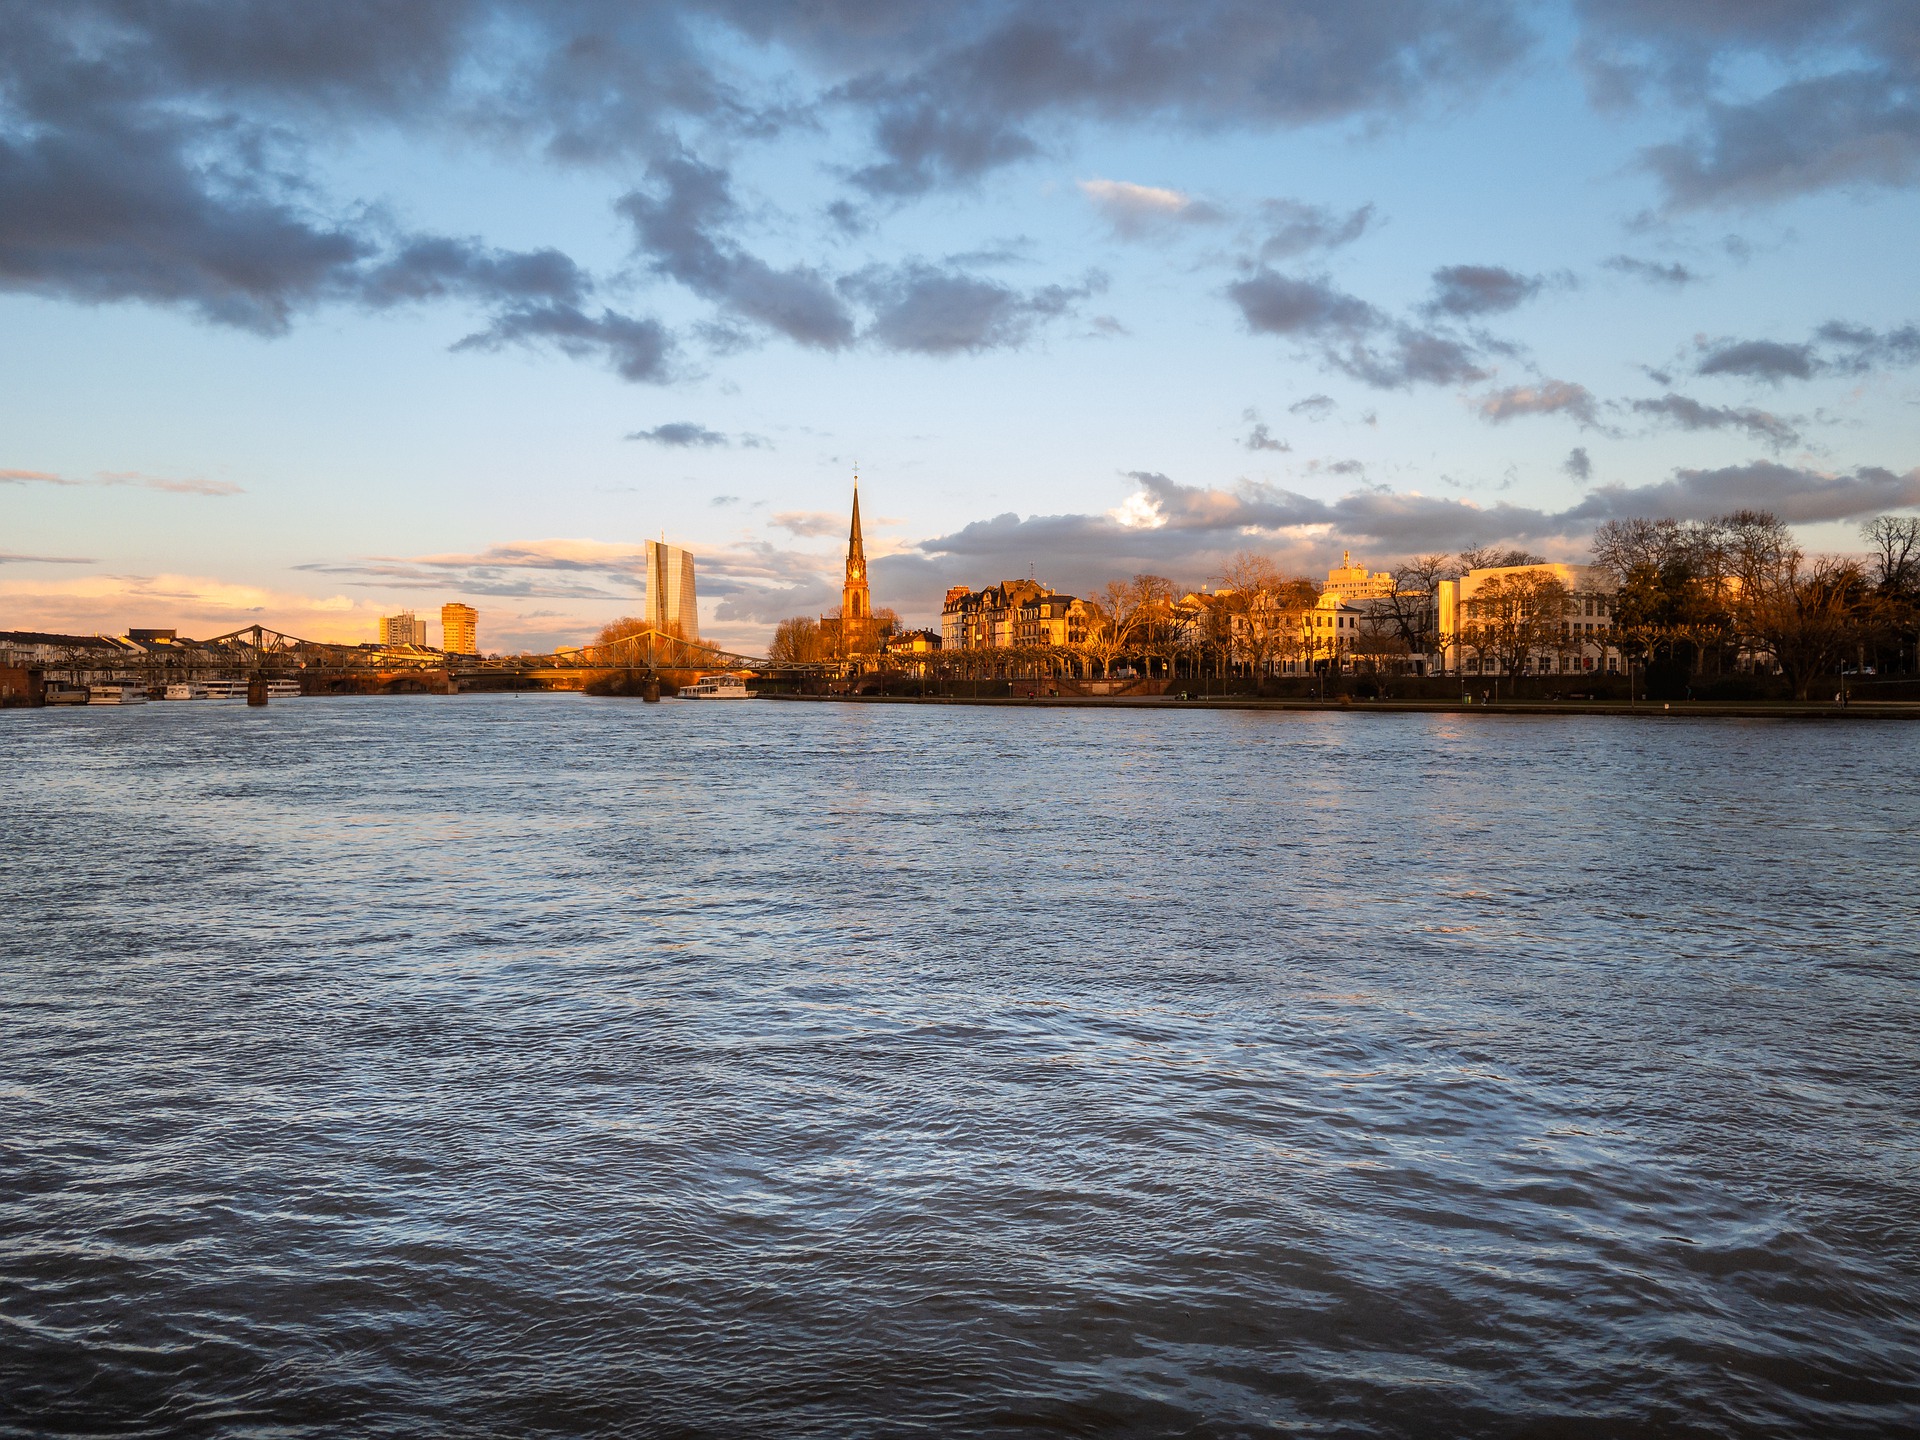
[764,693,1920,720]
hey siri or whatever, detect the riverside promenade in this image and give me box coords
[769,694,1920,720]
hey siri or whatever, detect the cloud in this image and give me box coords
[1563,447,1592,481]
[1227,271,1490,388]
[1695,338,1819,383]
[1425,264,1543,317]
[620,154,855,350]
[0,552,94,565]
[1243,423,1290,452]
[627,422,729,447]
[454,304,672,383]
[770,512,849,538]
[835,2,1531,196]
[1290,393,1338,420]
[1689,321,1920,385]
[1256,200,1375,260]
[1,468,242,496]
[910,460,1920,597]
[844,263,1103,355]
[1079,179,1225,238]
[1604,255,1698,287]
[1630,393,1799,450]
[1475,380,1599,426]
[1576,4,1920,209]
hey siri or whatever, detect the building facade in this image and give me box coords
[644,540,700,642]
[1436,562,1618,676]
[941,579,1052,650]
[1321,550,1397,600]
[441,602,479,655]
[379,610,429,647]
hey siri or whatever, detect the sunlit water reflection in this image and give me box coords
[2,696,1917,1437]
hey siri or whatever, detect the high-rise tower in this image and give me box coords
[842,477,870,627]
[645,539,700,641]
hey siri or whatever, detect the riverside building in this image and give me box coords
[441,603,479,655]
[644,540,700,643]
[379,610,429,647]
[1436,561,1619,677]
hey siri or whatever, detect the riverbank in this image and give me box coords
[768,693,1920,720]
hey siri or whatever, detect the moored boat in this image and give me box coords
[89,684,149,705]
[678,675,756,699]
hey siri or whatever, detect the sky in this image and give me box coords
[3,1,1918,654]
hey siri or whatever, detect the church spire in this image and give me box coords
[842,470,871,626]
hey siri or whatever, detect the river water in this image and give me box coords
[2,695,1916,1437]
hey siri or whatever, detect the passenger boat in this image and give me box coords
[45,684,91,705]
[202,678,302,699]
[164,683,209,700]
[89,684,149,705]
[678,675,756,699]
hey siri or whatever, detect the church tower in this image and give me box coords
[842,476,871,627]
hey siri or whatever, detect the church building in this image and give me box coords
[819,478,882,661]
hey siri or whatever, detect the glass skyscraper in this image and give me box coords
[645,541,700,642]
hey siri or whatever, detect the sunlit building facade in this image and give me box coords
[645,541,700,642]
[441,602,478,655]
[1436,562,1619,677]
[379,610,429,647]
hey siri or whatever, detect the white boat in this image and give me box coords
[89,684,149,705]
[678,675,756,699]
[201,678,302,699]
[164,683,209,700]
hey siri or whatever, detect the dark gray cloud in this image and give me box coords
[1563,447,1592,481]
[1227,271,1489,389]
[1575,1,1920,208]
[830,1,1532,196]
[1256,201,1375,261]
[620,154,854,350]
[627,422,728,447]
[1693,322,1920,384]
[455,306,672,383]
[1630,393,1799,450]
[1695,338,1816,383]
[1604,254,1698,287]
[1425,264,1542,317]
[844,264,1104,355]
[1290,393,1338,419]
[1476,380,1598,427]
[1243,423,1290,452]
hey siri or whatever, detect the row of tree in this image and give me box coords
[1592,511,1920,697]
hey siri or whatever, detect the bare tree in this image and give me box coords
[1382,553,1453,659]
[1461,571,1570,680]
[768,616,822,664]
[1864,515,1920,592]
[1735,553,1870,699]
[1458,546,1546,573]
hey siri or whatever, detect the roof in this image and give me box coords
[0,630,127,649]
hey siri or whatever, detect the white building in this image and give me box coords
[645,540,700,642]
[1436,562,1619,677]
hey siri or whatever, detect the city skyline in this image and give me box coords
[3,4,1917,653]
